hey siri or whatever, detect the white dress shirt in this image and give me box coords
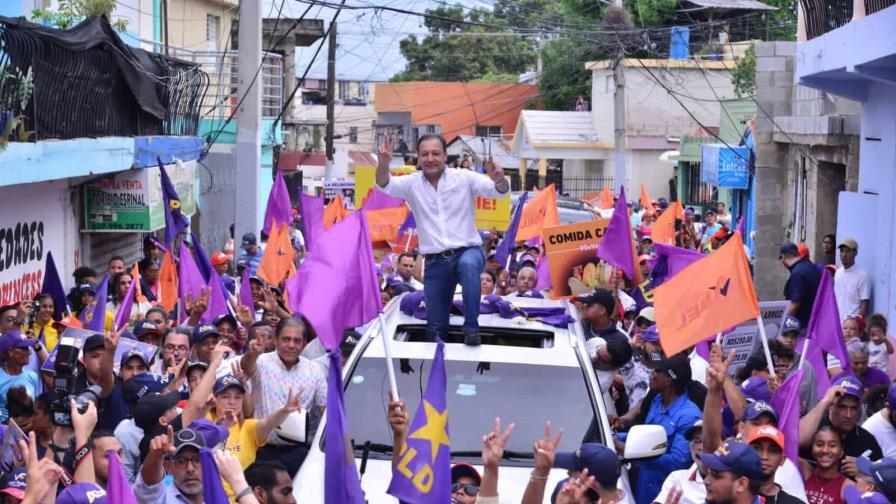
[376,168,508,254]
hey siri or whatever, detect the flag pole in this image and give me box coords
[755,314,777,378]
[378,312,400,404]
[798,336,810,370]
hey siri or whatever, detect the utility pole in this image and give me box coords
[235,0,262,239]
[161,0,169,55]
[612,0,628,193]
[324,22,337,181]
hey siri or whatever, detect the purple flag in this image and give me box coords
[299,193,324,254]
[199,448,229,503]
[735,215,745,236]
[40,251,69,319]
[205,270,229,323]
[80,274,109,332]
[387,342,451,503]
[495,192,528,267]
[597,186,636,280]
[159,160,190,248]
[239,267,256,320]
[178,243,206,321]
[535,255,551,291]
[647,243,704,287]
[362,188,404,211]
[397,211,416,237]
[771,368,805,464]
[264,169,293,237]
[106,450,137,504]
[113,274,136,331]
[325,351,366,504]
[797,270,851,398]
[190,233,213,283]
[289,211,382,350]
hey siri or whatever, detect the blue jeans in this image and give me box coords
[424,246,484,340]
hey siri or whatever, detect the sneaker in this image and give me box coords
[464,333,481,346]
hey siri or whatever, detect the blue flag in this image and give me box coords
[80,274,109,332]
[190,233,213,283]
[325,351,366,504]
[159,159,190,248]
[387,341,450,503]
[495,192,528,267]
[40,251,69,319]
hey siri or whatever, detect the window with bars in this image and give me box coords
[475,125,503,138]
[348,127,358,144]
[685,163,717,205]
[206,15,219,44]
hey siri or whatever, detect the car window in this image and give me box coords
[343,356,602,465]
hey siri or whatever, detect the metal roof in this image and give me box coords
[681,0,777,10]
[516,110,600,144]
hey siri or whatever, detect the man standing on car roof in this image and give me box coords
[375,133,509,346]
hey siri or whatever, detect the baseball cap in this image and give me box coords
[740,376,772,403]
[79,283,97,295]
[119,347,149,368]
[191,323,220,345]
[451,463,482,486]
[638,254,651,265]
[185,360,209,375]
[554,443,622,487]
[747,425,785,451]
[0,330,36,353]
[122,372,165,407]
[636,307,656,324]
[838,238,859,251]
[640,324,660,343]
[213,374,246,395]
[241,232,257,249]
[742,400,778,423]
[698,441,764,480]
[651,353,692,388]
[133,391,181,431]
[685,420,703,441]
[211,251,228,267]
[57,482,106,504]
[399,291,427,320]
[188,418,229,448]
[779,242,799,258]
[173,428,207,455]
[844,487,890,504]
[856,456,896,501]
[82,333,106,353]
[832,374,863,400]
[213,314,238,329]
[576,289,616,316]
[133,320,163,340]
[385,275,405,288]
[797,243,810,258]
[0,468,26,499]
[780,315,801,334]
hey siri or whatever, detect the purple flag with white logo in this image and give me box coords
[597,186,636,280]
[797,270,851,398]
[771,368,805,464]
[80,274,109,332]
[495,192,528,267]
[299,193,324,254]
[264,169,293,237]
[325,351,366,504]
[387,341,450,503]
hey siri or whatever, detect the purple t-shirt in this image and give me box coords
[860,366,892,389]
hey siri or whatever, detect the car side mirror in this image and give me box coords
[622,424,667,461]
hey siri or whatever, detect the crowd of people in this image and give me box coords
[1,132,895,504]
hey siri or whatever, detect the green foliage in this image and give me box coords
[762,0,797,40]
[31,0,128,31]
[538,36,597,111]
[732,44,756,98]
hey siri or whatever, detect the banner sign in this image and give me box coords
[475,196,511,231]
[542,219,611,299]
[323,180,356,209]
[41,327,159,374]
[720,300,789,375]
[353,165,417,209]
[84,161,197,232]
[701,144,750,189]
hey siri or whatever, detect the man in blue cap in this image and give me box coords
[699,440,765,504]
[238,232,265,276]
[552,443,624,503]
[852,456,896,502]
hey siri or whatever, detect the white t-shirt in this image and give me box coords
[777,458,808,503]
[862,410,896,458]
[689,351,709,385]
[653,465,706,504]
[834,264,871,323]
[867,340,890,372]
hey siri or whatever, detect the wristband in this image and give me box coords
[235,487,254,501]
[529,471,549,480]
[73,443,91,468]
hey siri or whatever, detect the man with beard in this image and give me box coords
[699,441,765,504]
[746,426,803,503]
[136,427,206,503]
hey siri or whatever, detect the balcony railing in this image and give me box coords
[0,16,209,141]
[800,0,896,39]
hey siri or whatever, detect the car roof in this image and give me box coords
[358,294,585,367]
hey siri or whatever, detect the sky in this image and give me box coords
[267,0,495,81]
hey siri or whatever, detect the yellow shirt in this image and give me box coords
[27,320,59,351]
[206,414,266,501]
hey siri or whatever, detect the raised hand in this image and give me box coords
[18,432,63,504]
[211,339,230,364]
[706,343,734,391]
[282,387,303,414]
[246,337,265,356]
[259,287,279,312]
[71,400,98,441]
[533,421,564,474]
[230,360,247,382]
[485,155,505,183]
[105,326,125,350]
[387,395,409,440]
[149,425,175,458]
[234,302,254,327]
[378,135,395,169]
[555,468,596,504]
[481,417,515,468]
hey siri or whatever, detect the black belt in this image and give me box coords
[424,247,466,261]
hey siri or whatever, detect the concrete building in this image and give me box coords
[788,0,896,321]
[284,78,379,153]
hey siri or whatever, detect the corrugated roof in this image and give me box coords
[683,0,777,10]
[517,110,599,144]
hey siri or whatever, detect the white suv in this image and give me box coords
[293,294,666,503]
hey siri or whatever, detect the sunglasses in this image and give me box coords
[451,483,479,497]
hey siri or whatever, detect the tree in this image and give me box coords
[537,36,598,111]
[31,0,128,31]
[732,44,756,97]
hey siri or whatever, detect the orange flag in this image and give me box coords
[388,229,419,253]
[651,200,685,246]
[323,194,351,230]
[597,186,614,209]
[517,184,560,241]
[257,222,296,286]
[158,250,178,313]
[130,262,148,304]
[640,185,654,217]
[365,206,409,242]
[654,232,759,356]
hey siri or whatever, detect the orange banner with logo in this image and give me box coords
[516,184,560,241]
[542,219,611,298]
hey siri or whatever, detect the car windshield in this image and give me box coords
[343,355,602,465]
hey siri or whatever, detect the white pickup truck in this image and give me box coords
[293,294,666,503]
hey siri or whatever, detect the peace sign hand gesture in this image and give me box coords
[481,417,515,468]
[378,135,396,170]
[534,421,564,474]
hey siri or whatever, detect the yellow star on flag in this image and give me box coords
[408,400,450,463]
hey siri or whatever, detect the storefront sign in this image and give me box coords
[84,161,197,232]
[542,219,611,299]
[323,180,356,209]
[701,145,750,189]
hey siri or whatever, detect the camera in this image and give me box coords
[47,336,102,427]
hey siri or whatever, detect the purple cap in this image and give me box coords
[887,383,896,413]
[554,443,621,487]
[857,456,896,501]
[740,377,772,403]
[56,483,107,504]
[0,468,26,499]
[742,400,778,423]
[641,325,660,343]
[119,347,150,368]
[845,487,890,504]
[188,418,230,448]
[385,275,405,288]
[833,374,863,400]
[213,374,246,395]
[399,291,427,320]
[697,441,764,479]
[780,315,801,334]
[133,320,163,339]
[520,289,544,299]
[0,330,36,353]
